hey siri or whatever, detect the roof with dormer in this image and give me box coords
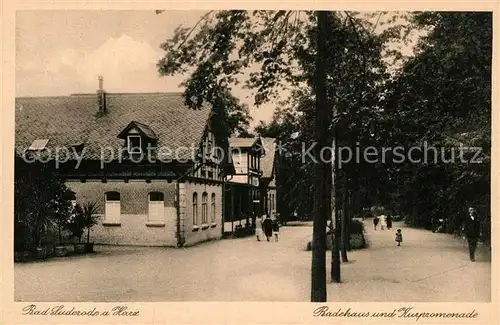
[15,92,213,162]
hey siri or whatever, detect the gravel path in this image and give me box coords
[14,220,490,302]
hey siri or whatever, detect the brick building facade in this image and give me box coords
[15,77,231,247]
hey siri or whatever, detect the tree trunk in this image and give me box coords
[341,171,349,262]
[331,138,341,283]
[311,10,330,302]
[350,164,359,218]
[33,214,42,249]
[87,227,90,243]
[347,190,352,251]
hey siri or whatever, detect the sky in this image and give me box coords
[15,10,276,128]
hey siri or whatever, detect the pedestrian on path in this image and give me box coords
[380,214,386,230]
[386,214,393,230]
[463,207,481,262]
[255,215,264,241]
[373,216,379,230]
[262,213,274,242]
[395,229,403,246]
[272,219,280,242]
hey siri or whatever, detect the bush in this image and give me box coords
[14,221,31,252]
[307,232,366,251]
[349,234,366,249]
[480,214,491,246]
[14,159,74,249]
[349,219,365,235]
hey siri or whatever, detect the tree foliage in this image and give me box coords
[155,9,491,298]
[255,11,491,246]
[14,157,75,250]
[67,201,100,244]
[378,12,491,243]
[255,11,399,223]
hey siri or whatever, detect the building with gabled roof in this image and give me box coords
[223,136,264,234]
[15,77,234,247]
[259,137,279,220]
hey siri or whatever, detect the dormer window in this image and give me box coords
[127,135,142,154]
[117,121,157,157]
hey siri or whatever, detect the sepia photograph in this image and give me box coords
[12,8,492,307]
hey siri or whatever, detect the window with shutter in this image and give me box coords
[148,192,164,222]
[105,191,121,223]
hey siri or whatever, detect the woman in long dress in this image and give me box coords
[386,214,393,230]
[255,215,264,241]
[379,214,387,230]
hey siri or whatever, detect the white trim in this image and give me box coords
[146,221,165,227]
[127,135,142,154]
[128,127,140,134]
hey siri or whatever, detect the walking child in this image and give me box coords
[395,229,403,246]
[373,216,379,230]
[272,219,280,242]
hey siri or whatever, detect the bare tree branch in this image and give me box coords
[372,12,383,33]
[175,10,215,51]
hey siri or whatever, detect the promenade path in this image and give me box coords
[325,220,491,302]
[14,220,490,302]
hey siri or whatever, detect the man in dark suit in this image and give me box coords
[463,207,481,262]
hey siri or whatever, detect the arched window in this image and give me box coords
[105,191,121,223]
[192,192,198,225]
[148,192,164,222]
[202,192,208,224]
[211,193,216,222]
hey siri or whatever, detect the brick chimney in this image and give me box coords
[97,76,106,114]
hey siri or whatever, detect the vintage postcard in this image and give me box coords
[1,0,498,324]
